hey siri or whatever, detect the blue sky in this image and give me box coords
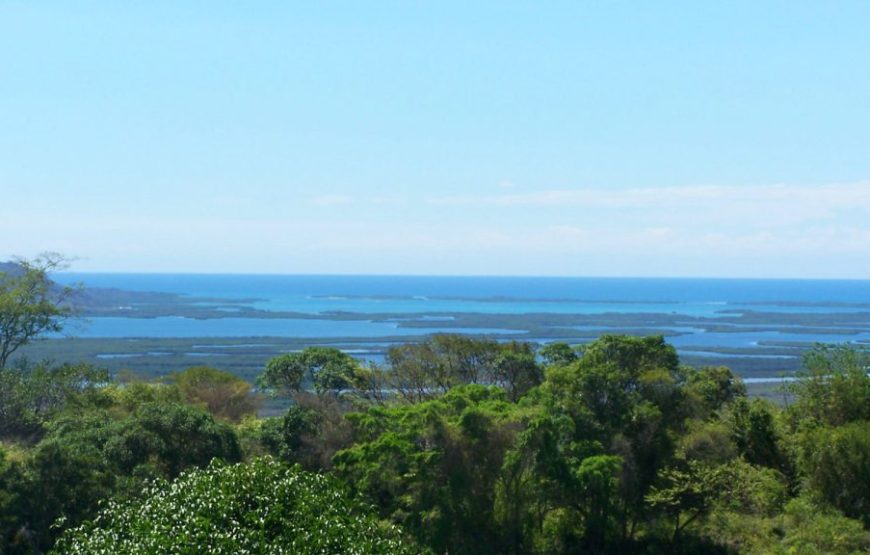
[2,1,870,277]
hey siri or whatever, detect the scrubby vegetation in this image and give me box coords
[1,334,868,554]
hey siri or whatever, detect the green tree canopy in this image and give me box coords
[53,458,420,555]
[169,366,258,422]
[787,344,870,427]
[259,347,363,396]
[0,254,74,368]
[538,342,580,367]
[797,420,870,525]
[385,335,542,403]
[0,362,107,441]
[334,385,522,554]
[16,401,241,550]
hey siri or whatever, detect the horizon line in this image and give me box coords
[52,270,870,282]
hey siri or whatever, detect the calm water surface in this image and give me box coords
[55,274,870,349]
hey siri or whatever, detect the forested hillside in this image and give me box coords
[1,334,868,554]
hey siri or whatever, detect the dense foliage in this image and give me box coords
[256,336,870,554]
[1,335,869,553]
[53,458,419,554]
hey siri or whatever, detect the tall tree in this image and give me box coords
[259,347,363,397]
[0,254,74,368]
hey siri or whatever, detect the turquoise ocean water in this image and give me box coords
[52,274,870,345]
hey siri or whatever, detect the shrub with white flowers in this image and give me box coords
[52,457,420,554]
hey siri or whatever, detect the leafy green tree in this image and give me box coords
[334,385,521,554]
[169,366,258,422]
[259,406,319,462]
[497,412,599,554]
[259,352,306,394]
[0,445,32,553]
[18,419,116,549]
[683,365,746,419]
[578,334,680,379]
[385,340,445,402]
[16,402,241,550]
[703,495,870,555]
[573,454,623,550]
[538,342,580,367]
[493,342,543,402]
[385,336,512,402]
[723,397,787,471]
[385,336,490,401]
[0,362,108,441]
[259,347,363,397]
[0,254,74,369]
[772,497,870,554]
[428,334,500,385]
[797,420,870,525]
[787,344,870,427]
[713,459,788,517]
[533,335,689,546]
[546,335,682,434]
[647,460,729,542]
[106,379,184,413]
[677,420,737,465]
[52,458,421,554]
[108,402,242,477]
[0,446,13,528]
[648,459,786,547]
[259,395,354,471]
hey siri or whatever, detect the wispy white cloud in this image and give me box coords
[540,224,870,255]
[5,181,870,277]
[427,182,870,233]
[428,181,870,211]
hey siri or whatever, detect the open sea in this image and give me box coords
[56,273,870,311]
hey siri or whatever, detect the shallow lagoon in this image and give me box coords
[50,274,870,369]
